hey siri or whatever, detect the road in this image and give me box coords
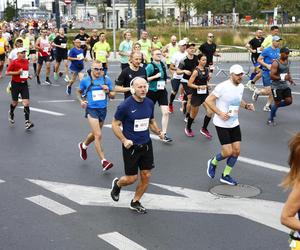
[0,60,299,250]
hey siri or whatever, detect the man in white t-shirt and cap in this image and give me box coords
[205,64,255,186]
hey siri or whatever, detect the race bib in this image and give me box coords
[0,42,4,47]
[157,80,165,90]
[80,41,86,46]
[98,51,106,56]
[20,70,29,78]
[134,118,149,132]
[280,73,287,81]
[209,65,215,70]
[43,47,49,52]
[257,48,262,54]
[197,85,207,94]
[61,43,67,48]
[77,53,84,60]
[228,105,239,117]
[92,90,106,101]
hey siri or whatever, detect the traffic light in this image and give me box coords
[104,0,111,7]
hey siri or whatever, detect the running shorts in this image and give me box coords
[147,89,168,106]
[11,81,29,101]
[272,87,292,102]
[85,107,107,121]
[215,125,241,145]
[191,93,208,107]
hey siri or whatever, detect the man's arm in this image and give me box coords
[205,93,229,121]
[112,118,133,149]
[270,60,280,81]
[149,118,164,139]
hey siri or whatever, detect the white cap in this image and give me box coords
[17,47,26,53]
[229,64,244,75]
[178,40,187,46]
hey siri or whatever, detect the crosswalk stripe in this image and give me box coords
[25,195,76,215]
[98,232,146,250]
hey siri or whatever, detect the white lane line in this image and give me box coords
[38,100,76,103]
[25,195,76,215]
[17,107,65,116]
[0,179,5,183]
[98,232,147,250]
[292,91,300,95]
[238,156,289,173]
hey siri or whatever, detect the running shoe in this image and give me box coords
[110,178,121,202]
[66,85,72,95]
[37,76,41,85]
[161,133,173,143]
[220,174,238,186]
[8,111,14,124]
[78,142,87,160]
[6,82,11,94]
[267,119,277,126]
[168,104,174,113]
[246,80,255,91]
[263,105,271,112]
[54,72,58,81]
[200,128,212,139]
[184,117,188,123]
[102,160,114,171]
[25,120,34,130]
[184,128,194,137]
[252,89,260,101]
[130,200,147,214]
[45,78,52,85]
[64,75,70,82]
[59,72,63,77]
[207,159,217,179]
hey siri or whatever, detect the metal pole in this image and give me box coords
[112,0,116,59]
[55,0,60,28]
[137,0,145,39]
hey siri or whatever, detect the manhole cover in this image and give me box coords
[209,184,261,198]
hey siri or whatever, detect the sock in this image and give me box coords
[223,166,232,176]
[82,143,87,149]
[169,93,176,104]
[187,117,194,130]
[250,72,257,81]
[33,63,37,73]
[10,104,16,114]
[211,153,225,166]
[101,159,107,164]
[270,104,278,121]
[24,106,30,121]
[223,156,238,176]
[185,112,190,119]
[202,115,211,130]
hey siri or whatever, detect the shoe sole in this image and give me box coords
[220,178,237,186]
[206,159,214,179]
[78,143,87,160]
[129,206,147,214]
[111,178,119,202]
[103,162,114,171]
[200,130,212,139]
[184,129,194,137]
[8,111,14,124]
[25,124,34,130]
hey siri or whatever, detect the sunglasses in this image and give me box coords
[208,36,214,38]
[93,67,104,71]
[155,53,162,56]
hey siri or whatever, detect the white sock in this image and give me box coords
[82,143,87,149]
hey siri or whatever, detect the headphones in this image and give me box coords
[130,77,148,95]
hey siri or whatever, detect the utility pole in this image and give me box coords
[55,0,60,28]
[136,0,145,39]
[15,0,18,19]
[112,0,116,59]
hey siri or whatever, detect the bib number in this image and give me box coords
[20,70,29,78]
[43,47,49,53]
[134,118,149,132]
[228,105,239,117]
[77,53,84,60]
[280,73,287,81]
[61,43,67,48]
[92,90,106,101]
[197,85,207,94]
[209,65,215,70]
[80,41,86,46]
[98,51,106,56]
[157,80,165,90]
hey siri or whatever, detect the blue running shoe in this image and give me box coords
[220,174,238,186]
[207,159,216,179]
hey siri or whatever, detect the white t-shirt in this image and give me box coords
[8,48,18,60]
[171,52,186,80]
[212,79,244,128]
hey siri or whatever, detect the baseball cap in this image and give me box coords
[272,35,282,41]
[178,40,186,46]
[280,47,291,53]
[80,27,85,30]
[186,43,196,48]
[17,47,27,53]
[229,64,245,75]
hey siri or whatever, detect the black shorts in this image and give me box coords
[191,93,208,107]
[0,53,5,61]
[122,140,154,176]
[147,89,168,106]
[181,82,193,95]
[11,81,29,101]
[29,49,36,55]
[38,55,51,65]
[215,125,241,145]
[271,87,291,102]
[171,78,181,93]
[56,52,68,62]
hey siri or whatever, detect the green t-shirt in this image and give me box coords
[119,40,133,64]
[48,33,56,42]
[138,39,152,62]
[166,44,179,64]
[93,41,111,63]
[146,61,166,92]
[152,41,163,49]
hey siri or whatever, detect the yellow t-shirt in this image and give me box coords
[17,37,31,54]
[0,37,8,55]
[93,41,111,63]
[261,35,273,48]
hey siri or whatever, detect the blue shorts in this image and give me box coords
[85,107,107,121]
[262,71,271,87]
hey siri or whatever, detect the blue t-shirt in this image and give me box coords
[79,75,113,109]
[261,47,280,72]
[68,47,84,72]
[114,96,154,145]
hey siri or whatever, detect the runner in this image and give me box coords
[27,27,37,76]
[146,48,172,142]
[88,29,99,60]
[74,27,89,58]
[132,42,148,67]
[168,39,187,113]
[138,30,152,62]
[162,35,178,73]
[35,29,52,85]
[152,36,163,50]
[53,28,69,82]
[252,36,281,111]
[7,47,34,130]
[245,29,264,91]
[115,52,147,99]
[205,64,255,185]
[186,54,213,139]
[92,32,110,75]
[268,47,295,126]
[77,60,115,171]
[66,39,85,95]
[118,30,133,70]
[261,25,280,49]
[0,30,9,79]
[110,77,164,213]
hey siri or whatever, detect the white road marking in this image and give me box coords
[292,91,300,95]
[27,179,288,233]
[25,195,76,215]
[38,100,76,103]
[17,107,65,116]
[0,179,5,183]
[98,232,146,250]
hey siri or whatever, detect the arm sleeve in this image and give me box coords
[79,78,87,91]
[106,77,113,91]
[178,60,185,70]
[114,103,126,122]
[211,83,222,98]
[146,64,154,77]
[116,69,127,86]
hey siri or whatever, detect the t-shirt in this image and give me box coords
[0,37,8,54]
[68,47,84,72]
[116,66,147,99]
[17,37,30,54]
[53,35,68,53]
[152,41,163,49]
[79,75,113,109]
[93,41,111,63]
[138,39,152,61]
[260,46,280,72]
[90,36,99,49]
[171,52,186,79]
[178,55,199,82]
[261,35,273,48]
[146,62,166,92]
[165,43,179,65]
[74,33,89,50]
[199,42,217,65]
[212,80,244,128]
[48,33,56,43]
[114,96,154,145]
[119,40,133,64]
[8,48,18,60]
[7,58,30,82]
[248,37,265,60]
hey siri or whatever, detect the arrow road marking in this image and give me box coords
[26,179,288,233]
[98,232,147,250]
[25,195,76,215]
[17,107,65,116]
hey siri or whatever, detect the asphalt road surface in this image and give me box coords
[0,60,299,250]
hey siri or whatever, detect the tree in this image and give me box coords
[4,0,16,22]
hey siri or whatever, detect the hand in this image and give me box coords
[158,131,164,140]
[80,100,88,109]
[102,84,109,93]
[123,139,133,149]
[266,64,271,70]
[290,79,296,86]
[184,70,191,76]
[155,72,161,79]
[246,103,255,111]
[219,111,230,121]
[18,69,23,75]
[28,75,33,80]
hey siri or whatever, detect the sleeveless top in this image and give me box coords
[39,37,50,57]
[192,67,209,95]
[271,59,290,90]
